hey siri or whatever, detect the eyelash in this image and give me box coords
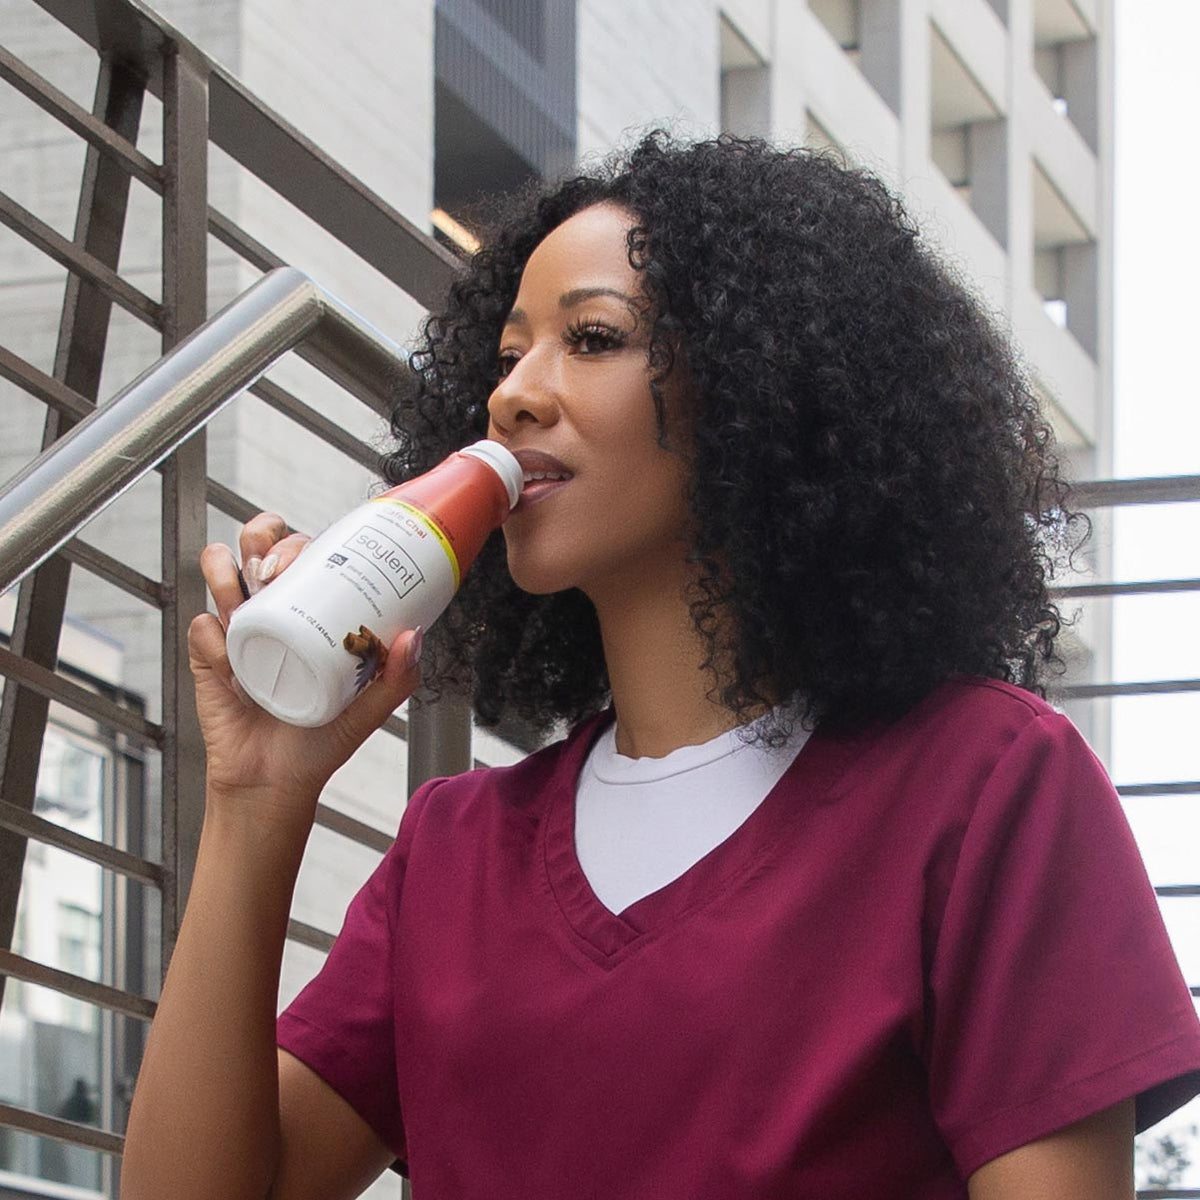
[564,317,627,354]
[497,318,627,377]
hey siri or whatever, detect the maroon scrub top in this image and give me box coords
[278,676,1200,1198]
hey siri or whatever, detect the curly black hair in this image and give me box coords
[383,131,1086,741]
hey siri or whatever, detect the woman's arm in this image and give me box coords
[120,519,421,1200]
[967,1097,1135,1200]
[121,792,315,1200]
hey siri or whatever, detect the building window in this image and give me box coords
[719,14,769,138]
[432,0,576,250]
[809,0,901,115]
[929,22,1007,247]
[809,0,861,62]
[1032,159,1097,358]
[1033,0,1099,151]
[1,724,112,1192]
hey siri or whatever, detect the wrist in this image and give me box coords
[203,780,319,846]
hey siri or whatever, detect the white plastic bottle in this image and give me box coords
[226,440,522,727]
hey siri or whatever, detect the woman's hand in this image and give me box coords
[188,513,423,815]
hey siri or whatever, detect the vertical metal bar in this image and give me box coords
[0,58,144,1007]
[159,42,210,968]
[112,724,148,1188]
[406,693,474,795]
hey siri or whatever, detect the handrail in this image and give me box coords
[0,266,404,597]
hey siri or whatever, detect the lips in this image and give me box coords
[511,448,574,510]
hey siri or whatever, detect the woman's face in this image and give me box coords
[486,202,692,600]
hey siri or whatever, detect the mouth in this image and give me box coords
[517,471,572,510]
[513,450,574,510]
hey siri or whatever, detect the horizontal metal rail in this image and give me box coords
[0,42,161,191]
[0,645,163,746]
[1071,475,1200,508]
[0,1100,124,1157]
[1058,679,1200,701]
[314,802,396,855]
[0,947,155,1020]
[287,917,336,955]
[1118,782,1200,797]
[59,536,166,606]
[0,341,97,422]
[2,338,380,530]
[250,377,381,471]
[1052,578,1200,599]
[0,188,163,326]
[0,798,164,886]
[208,205,284,271]
[0,266,407,597]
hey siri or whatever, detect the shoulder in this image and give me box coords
[903,674,1061,741]
[827,675,1107,837]
[865,675,1086,779]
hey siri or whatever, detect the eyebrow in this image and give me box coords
[504,287,637,327]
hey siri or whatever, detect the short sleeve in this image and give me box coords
[924,711,1200,1179]
[276,780,435,1166]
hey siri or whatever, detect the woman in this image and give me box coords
[121,134,1200,1199]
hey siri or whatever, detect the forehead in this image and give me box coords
[514,203,640,303]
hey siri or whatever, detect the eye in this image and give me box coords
[564,319,627,356]
[496,349,520,379]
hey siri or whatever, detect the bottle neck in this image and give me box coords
[381,452,511,579]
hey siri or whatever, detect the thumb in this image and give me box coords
[329,627,424,746]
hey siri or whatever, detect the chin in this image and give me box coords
[503,546,578,597]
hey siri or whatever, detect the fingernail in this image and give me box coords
[259,554,279,582]
[404,626,424,669]
[244,556,263,595]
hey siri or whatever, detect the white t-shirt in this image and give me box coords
[574,715,810,915]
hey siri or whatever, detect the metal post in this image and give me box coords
[0,58,143,1005]
[407,692,474,794]
[159,42,210,962]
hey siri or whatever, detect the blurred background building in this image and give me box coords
[2,1,1194,1198]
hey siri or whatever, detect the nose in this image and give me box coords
[486,351,561,437]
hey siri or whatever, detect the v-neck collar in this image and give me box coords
[540,709,864,967]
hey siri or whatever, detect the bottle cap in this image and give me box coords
[459,440,523,510]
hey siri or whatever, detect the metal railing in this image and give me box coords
[0,266,410,594]
[0,0,462,1192]
[1050,477,1200,1046]
[1053,474,1200,805]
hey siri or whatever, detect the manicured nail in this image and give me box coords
[259,554,279,582]
[243,556,263,595]
[405,627,424,669]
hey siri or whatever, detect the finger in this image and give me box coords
[238,512,289,570]
[187,611,227,676]
[239,512,289,593]
[246,532,311,594]
[188,612,255,706]
[199,543,246,629]
[330,627,424,746]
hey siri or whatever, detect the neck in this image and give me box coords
[588,563,753,760]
